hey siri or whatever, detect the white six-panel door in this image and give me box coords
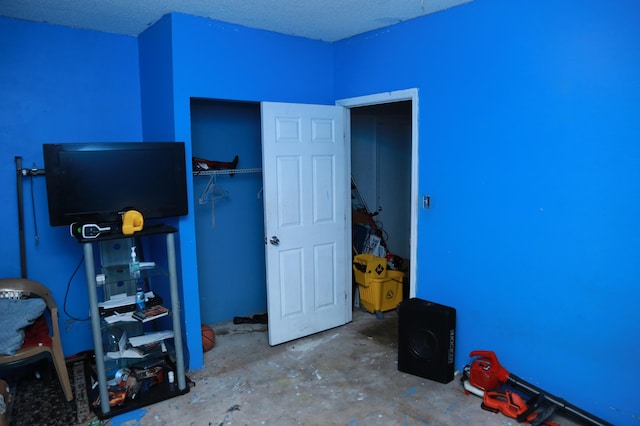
[261,101,350,346]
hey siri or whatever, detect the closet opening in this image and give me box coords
[190,98,266,326]
[350,101,413,304]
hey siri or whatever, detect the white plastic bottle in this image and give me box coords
[129,246,140,278]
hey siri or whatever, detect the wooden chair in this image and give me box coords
[0,278,73,401]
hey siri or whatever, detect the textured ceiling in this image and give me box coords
[0,0,471,41]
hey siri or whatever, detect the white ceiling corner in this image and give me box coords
[0,0,472,41]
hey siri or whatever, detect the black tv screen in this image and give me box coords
[43,142,188,227]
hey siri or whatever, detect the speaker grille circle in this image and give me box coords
[408,328,439,361]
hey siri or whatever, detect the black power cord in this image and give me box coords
[63,254,91,322]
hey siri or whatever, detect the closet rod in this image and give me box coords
[193,168,262,177]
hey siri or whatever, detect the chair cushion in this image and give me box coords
[22,316,52,348]
[0,298,47,356]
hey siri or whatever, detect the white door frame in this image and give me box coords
[336,88,419,298]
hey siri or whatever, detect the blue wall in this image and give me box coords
[335,0,640,424]
[136,14,207,369]
[138,14,176,142]
[0,17,143,357]
[163,13,336,369]
[170,14,335,105]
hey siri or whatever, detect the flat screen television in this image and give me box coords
[43,142,188,227]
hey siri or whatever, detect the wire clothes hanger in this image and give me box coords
[199,175,229,228]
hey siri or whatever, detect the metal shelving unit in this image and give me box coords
[80,224,188,417]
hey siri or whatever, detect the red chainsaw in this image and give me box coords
[462,350,612,426]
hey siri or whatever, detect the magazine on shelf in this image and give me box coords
[133,305,169,322]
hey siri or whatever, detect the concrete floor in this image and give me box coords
[130,309,580,426]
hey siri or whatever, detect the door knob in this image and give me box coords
[269,236,280,246]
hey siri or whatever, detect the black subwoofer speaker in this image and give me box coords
[397,297,456,384]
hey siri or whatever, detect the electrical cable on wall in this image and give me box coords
[63,254,90,322]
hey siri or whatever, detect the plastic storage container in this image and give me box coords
[358,270,404,316]
[353,254,387,286]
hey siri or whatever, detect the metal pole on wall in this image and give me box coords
[15,156,27,278]
[15,156,46,279]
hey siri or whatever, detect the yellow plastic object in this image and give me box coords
[353,254,387,286]
[358,270,404,314]
[122,210,144,235]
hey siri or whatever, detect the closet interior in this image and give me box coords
[190,99,266,325]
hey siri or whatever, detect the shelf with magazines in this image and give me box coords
[79,225,190,419]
